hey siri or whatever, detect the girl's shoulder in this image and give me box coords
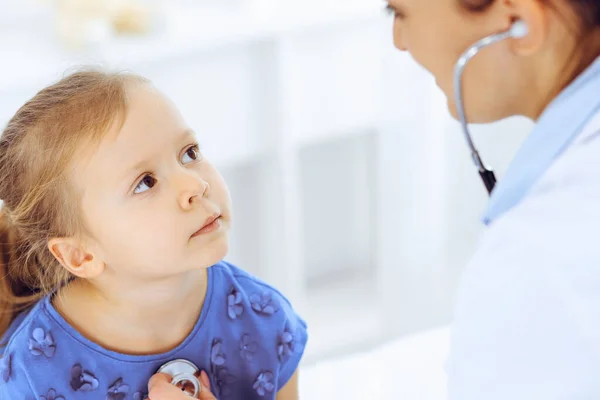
[1,298,49,356]
[211,260,300,311]
[210,260,307,333]
[1,298,62,398]
[204,261,308,395]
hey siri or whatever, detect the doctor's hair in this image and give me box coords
[461,0,600,76]
[0,69,148,341]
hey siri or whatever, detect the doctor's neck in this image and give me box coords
[468,0,600,120]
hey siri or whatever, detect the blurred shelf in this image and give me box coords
[0,1,384,93]
[293,124,377,149]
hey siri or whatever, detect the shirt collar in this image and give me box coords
[483,56,600,225]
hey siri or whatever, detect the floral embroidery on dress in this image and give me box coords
[214,367,236,398]
[0,353,11,383]
[211,339,226,367]
[227,287,244,320]
[28,328,56,358]
[253,371,275,397]
[70,363,99,392]
[133,391,146,400]
[106,378,129,400]
[209,338,236,397]
[39,388,65,400]
[277,324,295,361]
[250,292,279,316]
[239,334,258,362]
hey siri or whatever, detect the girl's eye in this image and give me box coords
[134,174,157,194]
[182,145,201,164]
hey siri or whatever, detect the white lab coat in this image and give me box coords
[447,108,600,398]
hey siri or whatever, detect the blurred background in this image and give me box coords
[0,0,534,397]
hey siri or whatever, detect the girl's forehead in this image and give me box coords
[70,88,190,189]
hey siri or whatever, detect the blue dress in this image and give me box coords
[0,261,308,399]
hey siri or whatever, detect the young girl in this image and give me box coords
[0,70,307,399]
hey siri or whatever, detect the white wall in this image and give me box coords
[299,133,375,283]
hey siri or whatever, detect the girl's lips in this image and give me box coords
[191,214,221,237]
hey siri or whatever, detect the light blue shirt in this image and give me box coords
[484,55,600,224]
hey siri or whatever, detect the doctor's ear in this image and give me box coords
[48,237,105,279]
[501,0,548,56]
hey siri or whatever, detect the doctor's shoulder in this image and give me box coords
[533,110,600,205]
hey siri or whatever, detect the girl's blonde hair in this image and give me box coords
[0,69,147,339]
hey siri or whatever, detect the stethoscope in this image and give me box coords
[145,359,203,399]
[453,20,529,195]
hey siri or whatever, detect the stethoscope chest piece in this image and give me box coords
[157,359,201,398]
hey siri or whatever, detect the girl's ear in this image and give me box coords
[48,237,105,279]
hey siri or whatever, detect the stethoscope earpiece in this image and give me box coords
[509,20,529,39]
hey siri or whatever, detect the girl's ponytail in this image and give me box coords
[0,207,40,343]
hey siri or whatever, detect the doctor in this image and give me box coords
[148,0,600,398]
[384,0,600,398]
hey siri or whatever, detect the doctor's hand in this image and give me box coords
[147,371,216,400]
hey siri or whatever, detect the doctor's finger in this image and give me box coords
[198,384,217,400]
[147,373,192,400]
[148,372,172,394]
[147,372,217,400]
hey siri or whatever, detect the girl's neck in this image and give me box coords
[53,268,209,355]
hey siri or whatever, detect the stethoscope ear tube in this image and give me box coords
[453,22,527,196]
